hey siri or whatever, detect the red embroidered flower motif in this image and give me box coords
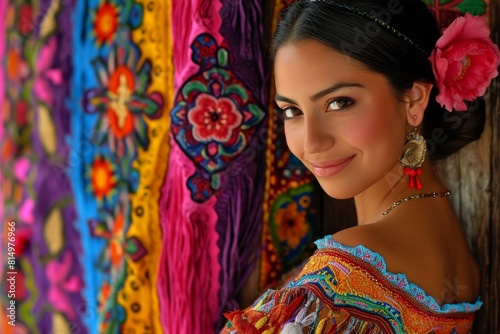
[93,1,119,45]
[83,46,163,158]
[107,66,135,139]
[88,155,118,202]
[430,13,500,111]
[188,94,242,143]
[18,4,33,36]
[15,100,28,126]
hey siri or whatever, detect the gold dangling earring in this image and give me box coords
[400,116,426,189]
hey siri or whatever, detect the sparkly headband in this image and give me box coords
[308,0,429,56]
[307,0,500,112]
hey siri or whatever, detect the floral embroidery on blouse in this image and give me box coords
[221,236,482,334]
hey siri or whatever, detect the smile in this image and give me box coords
[309,155,355,178]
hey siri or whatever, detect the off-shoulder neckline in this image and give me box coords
[315,235,483,314]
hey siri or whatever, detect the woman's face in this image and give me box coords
[274,39,408,199]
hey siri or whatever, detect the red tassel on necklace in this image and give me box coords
[404,167,422,190]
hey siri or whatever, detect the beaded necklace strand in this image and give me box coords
[382,191,451,216]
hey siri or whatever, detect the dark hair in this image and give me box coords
[271,0,485,160]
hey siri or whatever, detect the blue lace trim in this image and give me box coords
[315,235,483,314]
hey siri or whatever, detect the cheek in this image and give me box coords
[284,123,303,157]
[346,118,380,145]
[346,109,404,162]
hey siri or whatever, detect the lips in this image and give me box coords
[308,155,355,178]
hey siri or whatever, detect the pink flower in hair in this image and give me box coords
[430,13,500,112]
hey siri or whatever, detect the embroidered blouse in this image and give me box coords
[221,236,482,334]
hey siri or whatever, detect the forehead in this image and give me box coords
[274,39,375,94]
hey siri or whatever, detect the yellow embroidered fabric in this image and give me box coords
[117,0,173,332]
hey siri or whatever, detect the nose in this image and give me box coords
[303,114,335,154]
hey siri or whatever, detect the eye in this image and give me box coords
[327,98,354,111]
[275,106,302,120]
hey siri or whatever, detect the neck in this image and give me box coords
[353,157,447,225]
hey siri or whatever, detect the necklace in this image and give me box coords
[382,191,451,216]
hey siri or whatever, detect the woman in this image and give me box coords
[222,0,500,333]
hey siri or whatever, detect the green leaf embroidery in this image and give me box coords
[455,0,486,15]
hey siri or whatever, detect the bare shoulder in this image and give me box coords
[331,221,407,273]
[332,222,391,252]
[331,215,480,304]
[331,219,424,272]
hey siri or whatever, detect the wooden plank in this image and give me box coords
[487,0,500,331]
[436,87,492,334]
[436,6,500,332]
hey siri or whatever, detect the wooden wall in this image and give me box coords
[438,4,499,332]
[477,2,500,331]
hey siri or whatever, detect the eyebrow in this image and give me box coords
[274,82,365,104]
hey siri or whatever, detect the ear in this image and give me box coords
[404,82,433,127]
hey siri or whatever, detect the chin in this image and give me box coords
[317,180,358,200]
